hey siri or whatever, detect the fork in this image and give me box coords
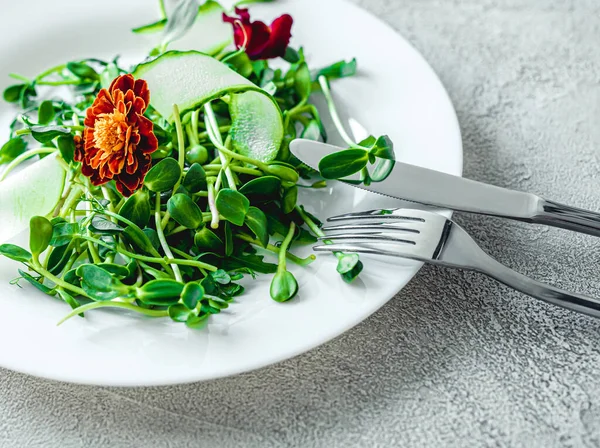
[313,208,600,319]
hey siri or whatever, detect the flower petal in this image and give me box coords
[260,14,294,60]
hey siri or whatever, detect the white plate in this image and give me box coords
[0,0,462,386]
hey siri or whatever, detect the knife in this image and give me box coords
[289,139,600,238]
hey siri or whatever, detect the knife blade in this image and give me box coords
[289,139,600,237]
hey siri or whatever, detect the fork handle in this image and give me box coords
[477,256,600,318]
[440,223,600,319]
[531,200,600,238]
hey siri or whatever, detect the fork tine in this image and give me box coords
[313,243,420,260]
[318,233,417,244]
[327,208,426,223]
[322,222,421,233]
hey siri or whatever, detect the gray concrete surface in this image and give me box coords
[3,0,600,446]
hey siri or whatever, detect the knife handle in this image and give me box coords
[531,200,600,237]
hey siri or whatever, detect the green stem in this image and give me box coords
[203,164,262,177]
[98,210,163,260]
[155,195,183,282]
[77,235,168,266]
[165,257,218,272]
[191,110,201,144]
[236,234,316,266]
[9,73,30,82]
[0,148,57,182]
[197,125,231,142]
[318,76,361,149]
[37,80,81,87]
[30,263,89,299]
[35,63,67,81]
[57,301,169,326]
[278,222,296,271]
[207,181,219,229]
[171,103,186,189]
[186,124,198,147]
[204,103,237,191]
[296,205,346,262]
[16,125,84,136]
[166,225,188,237]
[160,104,186,230]
[171,247,209,277]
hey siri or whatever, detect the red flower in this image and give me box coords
[75,74,158,197]
[222,8,293,60]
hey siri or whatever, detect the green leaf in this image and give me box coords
[225,254,277,274]
[194,227,223,250]
[185,312,210,329]
[336,253,360,275]
[245,207,269,247]
[169,304,194,322]
[283,47,300,63]
[0,137,27,163]
[369,135,395,160]
[50,222,80,247]
[76,264,123,301]
[37,100,55,125]
[47,245,72,275]
[3,84,24,103]
[144,158,182,192]
[312,58,357,81]
[239,176,281,202]
[90,216,124,235]
[167,194,204,229]
[370,158,396,182]
[207,297,228,310]
[182,163,207,193]
[137,279,185,306]
[29,216,53,256]
[265,162,299,183]
[224,222,234,257]
[336,254,364,283]
[119,190,151,228]
[124,227,156,255]
[56,135,75,164]
[181,282,204,309]
[66,61,100,81]
[18,269,55,295]
[270,270,298,302]
[211,269,231,285]
[282,186,298,215]
[216,189,250,226]
[225,51,253,78]
[57,289,83,317]
[358,135,377,149]
[30,125,71,144]
[294,62,311,102]
[97,263,130,278]
[0,244,32,263]
[318,149,369,179]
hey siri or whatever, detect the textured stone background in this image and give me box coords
[2,0,600,446]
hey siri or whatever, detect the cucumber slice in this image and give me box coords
[133,1,232,56]
[132,50,284,162]
[230,91,284,163]
[0,153,66,244]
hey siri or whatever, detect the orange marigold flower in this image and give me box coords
[74,74,159,197]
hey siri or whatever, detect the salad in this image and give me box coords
[0,0,395,328]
